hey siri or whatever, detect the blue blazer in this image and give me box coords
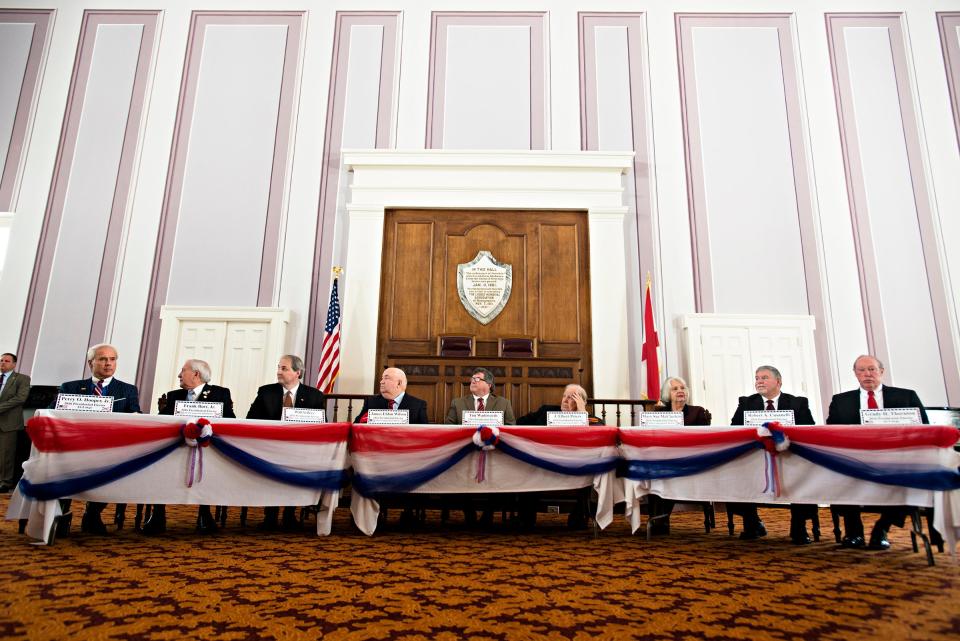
[53,378,142,413]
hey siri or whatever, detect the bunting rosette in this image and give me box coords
[181,418,214,487]
[472,425,500,482]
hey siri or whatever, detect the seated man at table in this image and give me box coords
[445,368,515,425]
[150,358,235,535]
[247,354,326,530]
[827,354,929,551]
[730,365,816,542]
[354,367,428,424]
[54,343,141,535]
[517,384,601,426]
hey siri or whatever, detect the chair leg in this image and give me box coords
[811,508,821,542]
[830,506,842,543]
[910,509,934,566]
[114,503,126,530]
[240,506,248,527]
[726,509,735,535]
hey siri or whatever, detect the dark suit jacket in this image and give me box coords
[445,394,516,425]
[651,403,712,426]
[826,386,928,425]
[159,384,236,418]
[246,383,326,421]
[731,393,815,426]
[354,393,429,424]
[0,372,30,432]
[54,378,141,413]
[517,404,602,426]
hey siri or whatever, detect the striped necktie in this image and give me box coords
[94,380,104,396]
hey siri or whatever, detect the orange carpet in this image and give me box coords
[0,497,957,640]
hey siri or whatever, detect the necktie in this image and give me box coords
[186,389,196,402]
[94,380,104,396]
[765,399,774,411]
[477,397,485,411]
[0,374,5,389]
[867,390,878,409]
[391,399,398,410]
[283,391,294,408]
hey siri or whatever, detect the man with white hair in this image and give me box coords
[54,343,141,535]
[149,359,235,534]
[354,367,429,424]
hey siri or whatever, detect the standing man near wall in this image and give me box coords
[247,354,326,530]
[0,353,30,492]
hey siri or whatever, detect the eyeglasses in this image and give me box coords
[470,376,486,383]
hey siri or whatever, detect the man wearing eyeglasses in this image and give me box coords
[445,367,516,425]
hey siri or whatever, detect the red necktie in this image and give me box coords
[867,390,878,409]
[765,399,774,411]
[391,399,398,410]
[94,380,104,396]
[283,391,293,408]
[477,397,485,411]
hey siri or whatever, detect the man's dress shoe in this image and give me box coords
[739,520,767,540]
[840,535,866,549]
[868,527,891,550]
[196,505,218,534]
[142,506,167,536]
[791,531,813,545]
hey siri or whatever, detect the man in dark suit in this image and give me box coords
[445,367,516,425]
[827,354,928,550]
[354,367,428,424]
[247,354,325,529]
[0,353,30,492]
[54,343,141,535]
[731,365,816,542]
[148,358,235,535]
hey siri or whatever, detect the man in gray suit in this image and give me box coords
[445,367,516,425]
[0,353,30,492]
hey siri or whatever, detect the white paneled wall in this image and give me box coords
[0,0,957,413]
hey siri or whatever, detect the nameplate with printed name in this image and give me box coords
[55,394,113,413]
[547,411,588,427]
[859,408,922,425]
[639,412,684,427]
[282,408,327,423]
[462,410,504,426]
[367,409,410,425]
[174,401,224,418]
[743,410,796,426]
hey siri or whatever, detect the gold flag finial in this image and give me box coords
[646,271,652,288]
[332,266,344,277]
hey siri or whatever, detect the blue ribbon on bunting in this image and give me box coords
[353,443,476,496]
[788,443,960,492]
[619,442,759,480]
[18,440,182,501]
[210,436,347,490]
[497,441,618,476]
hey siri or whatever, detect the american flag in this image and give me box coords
[316,278,341,392]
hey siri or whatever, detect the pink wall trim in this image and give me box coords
[0,9,53,210]
[138,11,305,402]
[938,13,960,159]
[18,10,158,377]
[826,13,960,403]
[676,13,833,410]
[305,11,400,379]
[426,12,547,150]
[578,13,662,354]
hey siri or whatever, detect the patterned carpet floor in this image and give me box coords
[0,496,957,641]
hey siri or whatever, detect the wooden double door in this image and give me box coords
[376,209,593,422]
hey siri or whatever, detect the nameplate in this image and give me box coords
[640,412,684,427]
[860,408,922,425]
[55,394,113,413]
[462,410,504,426]
[547,411,588,427]
[174,401,224,418]
[282,408,326,423]
[367,409,410,425]
[743,410,796,426]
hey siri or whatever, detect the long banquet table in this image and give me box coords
[6,411,350,543]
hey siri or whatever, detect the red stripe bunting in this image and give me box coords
[784,425,960,450]
[28,416,182,451]
[501,426,618,447]
[620,427,757,448]
[351,425,475,452]
[215,421,351,443]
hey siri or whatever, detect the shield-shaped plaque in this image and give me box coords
[457,251,512,325]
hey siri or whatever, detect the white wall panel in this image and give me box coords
[342,24,384,149]
[594,26,632,152]
[844,25,945,402]
[442,25,530,149]
[32,23,143,382]
[691,26,807,316]
[0,22,34,180]
[167,24,288,306]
